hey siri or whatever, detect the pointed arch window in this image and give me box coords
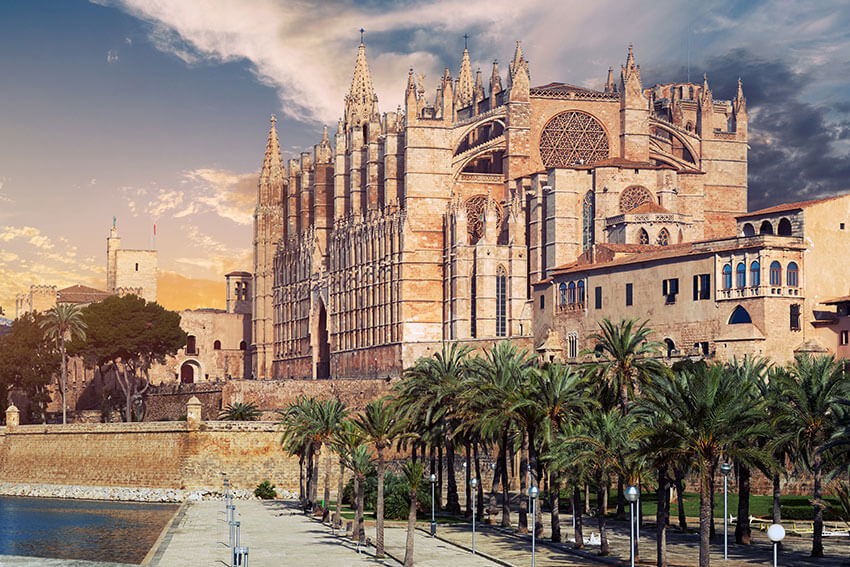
[568,281,576,305]
[559,283,568,307]
[657,228,670,246]
[470,265,477,338]
[787,262,799,287]
[582,192,595,252]
[736,262,746,288]
[638,228,649,245]
[496,266,507,337]
[722,264,732,290]
[750,261,760,287]
[729,305,752,324]
[770,261,782,286]
[577,281,585,306]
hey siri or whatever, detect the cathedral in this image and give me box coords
[251,40,748,380]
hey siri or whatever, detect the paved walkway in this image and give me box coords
[151,500,503,567]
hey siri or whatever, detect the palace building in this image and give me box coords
[252,41,751,379]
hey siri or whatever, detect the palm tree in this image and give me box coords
[279,396,319,506]
[41,303,87,424]
[545,421,596,550]
[396,343,471,516]
[582,318,667,415]
[401,460,426,567]
[518,362,594,541]
[464,341,534,530]
[342,444,375,544]
[637,362,775,567]
[330,419,365,527]
[582,318,666,519]
[725,356,770,545]
[219,401,263,421]
[773,354,847,557]
[312,399,349,521]
[355,397,407,558]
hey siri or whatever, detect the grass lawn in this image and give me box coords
[558,490,831,519]
[324,500,465,524]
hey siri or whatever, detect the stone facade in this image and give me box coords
[252,42,748,380]
[535,194,850,364]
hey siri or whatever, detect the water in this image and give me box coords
[0,496,179,564]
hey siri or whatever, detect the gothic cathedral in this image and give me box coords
[251,41,748,380]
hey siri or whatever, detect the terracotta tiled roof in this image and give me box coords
[225,271,252,277]
[737,194,847,219]
[822,295,850,305]
[57,284,110,305]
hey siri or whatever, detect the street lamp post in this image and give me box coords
[720,462,733,560]
[767,524,785,567]
[625,485,639,567]
[529,485,539,567]
[429,473,437,537]
[471,477,478,554]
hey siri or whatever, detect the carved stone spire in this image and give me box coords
[621,44,641,86]
[259,114,284,189]
[508,41,529,87]
[456,47,475,109]
[605,66,616,93]
[490,60,503,96]
[344,40,378,127]
[734,77,746,114]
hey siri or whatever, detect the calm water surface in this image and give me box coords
[0,496,179,564]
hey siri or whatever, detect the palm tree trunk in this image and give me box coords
[812,451,824,557]
[445,437,461,515]
[772,472,781,524]
[616,475,626,520]
[376,445,386,558]
[403,485,417,567]
[334,459,345,527]
[311,443,322,513]
[709,463,716,540]
[550,471,561,542]
[528,425,543,538]
[573,485,585,549]
[598,473,609,555]
[585,483,590,513]
[673,465,687,531]
[699,464,711,567]
[322,450,331,523]
[656,467,668,567]
[356,475,365,544]
[735,463,751,544]
[465,444,472,517]
[500,433,511,528]
[437,444,443,511]
[519,433,528,533]
[60,341,67,424]
[299,451,306,503]
[488,451,500,524]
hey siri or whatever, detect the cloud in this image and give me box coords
[107,49,119,64]
[123,167,255,225]
[0,226,54,250]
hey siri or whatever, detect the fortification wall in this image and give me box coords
[222,378,395,412]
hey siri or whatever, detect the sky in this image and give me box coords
[1,0,849,315]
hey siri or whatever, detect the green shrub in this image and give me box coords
[254,480,277,499]
[341,469,432,520]
[780,503,840,521]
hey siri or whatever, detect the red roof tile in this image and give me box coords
[57,284,110,305]
[737,194,846,218]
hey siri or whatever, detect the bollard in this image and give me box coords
[234,546,249,567]
[229,520,237,550]
[231,521,241,567]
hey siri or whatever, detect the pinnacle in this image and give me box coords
[260,116,283,185]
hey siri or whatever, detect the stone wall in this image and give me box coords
[145,383,223,422]
[222,378,395,412]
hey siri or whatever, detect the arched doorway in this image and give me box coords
[316,300,330,380]
[180,360,200,384]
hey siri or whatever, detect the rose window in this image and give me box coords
[619,185,654,213]
[538,111,609,168]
